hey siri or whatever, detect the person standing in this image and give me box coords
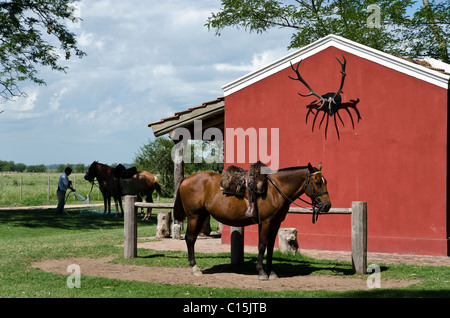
[56,167,75,215]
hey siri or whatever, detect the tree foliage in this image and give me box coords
[133,137,224,198]
[0,0,86,100]
[133,137,175,197]
[206,0,449,63]
[0,160,91,173]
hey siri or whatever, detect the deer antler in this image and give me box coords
[290,56,347,112]
[290,54,360,140]
[331,55,346,102]
[289,60,326,108]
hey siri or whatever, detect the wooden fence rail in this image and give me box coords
[124,197,367,274]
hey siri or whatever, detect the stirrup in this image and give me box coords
[245,204,256,218]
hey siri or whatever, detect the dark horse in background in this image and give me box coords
[84,162,123,217]
[85,161,162,220]
[174,163,331,280]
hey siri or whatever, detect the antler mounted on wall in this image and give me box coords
[289,55,361,139]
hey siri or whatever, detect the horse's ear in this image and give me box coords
[317,162,322,171]
[308,163,314,172]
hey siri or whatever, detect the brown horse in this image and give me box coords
[84,161,123,217]
[85,161,162,220]
[174,163,331,280]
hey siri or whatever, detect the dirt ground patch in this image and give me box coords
[32,257,414,291]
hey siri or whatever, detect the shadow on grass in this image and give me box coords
[0,208,157,231]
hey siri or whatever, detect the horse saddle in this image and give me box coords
[220,161,269,220]
[220,161,268,196]
[114,164,137,180]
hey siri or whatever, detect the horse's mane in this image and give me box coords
[92,161,107,167]
[276,166,309,173]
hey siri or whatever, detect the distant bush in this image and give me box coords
[26,164,46,173]
[0,160,88,173]
[0,160,27,172]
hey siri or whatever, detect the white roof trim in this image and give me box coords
[222,34,450,95]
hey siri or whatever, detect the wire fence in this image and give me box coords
[0,173,103,206]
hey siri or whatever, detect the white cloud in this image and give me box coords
[214,63,253,72]
[170,7,211,28]
[0,0,295,165]
[2,88,40,119]
[16,91,38,112]
[77,32,105,50]
[214,48,290,73]
[153,64,175,76]
[49,87,69,111]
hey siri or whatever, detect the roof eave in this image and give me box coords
[222,34,450,96]
[148,97,225,137]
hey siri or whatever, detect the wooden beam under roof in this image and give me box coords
[148,97,224,138]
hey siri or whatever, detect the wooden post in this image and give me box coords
[156,211,171,238]
[20,175,22,200]
[351,201,367,274]
[47,175,50,201]
[124,195,138,259]
[278,228,299,254]
[230,226,244,265]
[73,176,76,200]
[171,137,185,240]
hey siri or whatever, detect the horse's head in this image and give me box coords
[304,163,331,213]
[84,161,98,182]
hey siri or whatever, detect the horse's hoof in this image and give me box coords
[192,265,203,277]
[269,271,278,280]
[258,273,269,281]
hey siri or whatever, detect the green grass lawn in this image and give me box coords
[0,208,449,299]
[0,173,105,207]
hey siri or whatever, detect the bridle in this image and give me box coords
[267,169,328,224]
[85,165,101,193]
[302,170,329,204]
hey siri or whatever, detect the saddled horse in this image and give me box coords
[117,165,162,221]
[85,161,162,220]
[174,163,331,280]
[84,161,123,217]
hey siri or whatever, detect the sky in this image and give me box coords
[0,0,294,166]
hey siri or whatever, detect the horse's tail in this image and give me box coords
[173,182,185,223]
[153,176,162,201]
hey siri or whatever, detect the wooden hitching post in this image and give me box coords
[351,201,367,274]
[171,138,185,240]
[124,195,138,259]
[230,226,244,265]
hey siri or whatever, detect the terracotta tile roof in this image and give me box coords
[401,57,450,76]
[148,96,224,127]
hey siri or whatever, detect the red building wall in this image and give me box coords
[222,46,448,256]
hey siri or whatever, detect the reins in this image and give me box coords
[267,169,328,224]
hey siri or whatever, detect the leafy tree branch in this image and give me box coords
[0,0,86,100]
[206,0,449,63]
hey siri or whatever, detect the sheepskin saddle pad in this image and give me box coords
[220,161,268,197]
